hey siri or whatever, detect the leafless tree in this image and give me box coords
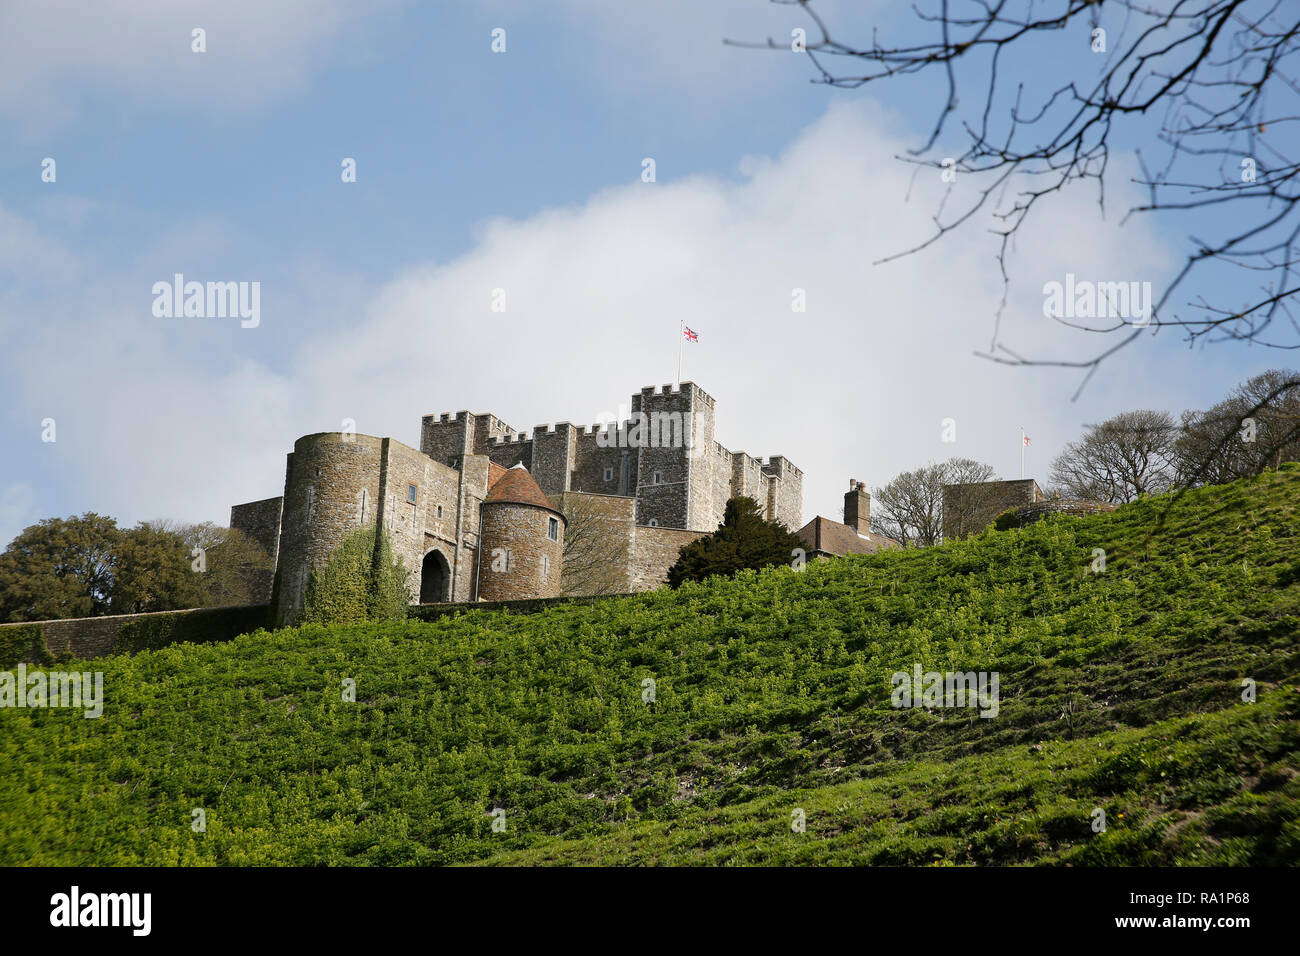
[733,1,1300,395]
[1174,367,1300,482]
[1049,409,1180,501]
[555,494,629,597]
[872,457,996,546]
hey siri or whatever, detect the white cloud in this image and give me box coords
[6,99,1224,549]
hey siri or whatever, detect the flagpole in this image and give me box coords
[677,319,683,386]
[1020,426,1025,479]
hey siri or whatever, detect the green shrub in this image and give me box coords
[0,623,51,668]
[667,496,804,587]
[115,605,271,654]
[302,526,412,625]
[993,508,1021,532]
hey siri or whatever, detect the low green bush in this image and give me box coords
[0,623,51,668]
[115,605,270,654]
[301,526,410,625]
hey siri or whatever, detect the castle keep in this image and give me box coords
[230,382,803,623]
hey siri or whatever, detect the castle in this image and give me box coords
[230,382,804,623]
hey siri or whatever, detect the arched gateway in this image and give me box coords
[419,549,451,603]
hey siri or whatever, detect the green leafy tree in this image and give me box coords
[110,521,207,614]
[164,521,274,607]
[0,513,120,622]
[302,525,412,624]
[667,497,804,588]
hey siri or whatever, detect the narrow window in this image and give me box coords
[603,466,614,482]
[541,554,550,578]
[436,504,443,519]
[653,470,663,485]
[407,483,417,504]
[548,516,559,541]
[648,518,658,527]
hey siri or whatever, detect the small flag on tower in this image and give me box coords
[1023,434,1031,447]
[683,326,699,342]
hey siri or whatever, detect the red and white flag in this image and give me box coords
[1023,434,1031,447]
[683,326,698,342]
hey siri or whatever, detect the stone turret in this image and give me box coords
[476,464,565,601]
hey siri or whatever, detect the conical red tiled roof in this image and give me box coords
[484,463,560,513]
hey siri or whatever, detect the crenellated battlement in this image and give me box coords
[415,381,797,530]
[421,410,470,425]
[762,455,804,479]
[636,380,716,409]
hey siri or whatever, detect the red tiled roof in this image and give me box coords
[487,460,508,489]
[485,464,558,512]
[796,516,898,556]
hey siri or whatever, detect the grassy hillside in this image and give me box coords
[2,469,1298,866]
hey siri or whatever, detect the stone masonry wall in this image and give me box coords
[376,438,463,598]
[571,428,635,497]
[731,453,765,507]
[553,491,636,594]
[629,525,707,591]
[763,456,804,531]
[943,478,1044,540]
[486,434,534,472]
[229,496,282,567]
[530,423,577,496]
[274,433,386,623]
[253,381,800,610]
[631,383,712,529]
[449,454,492,601]
[708,443,731,530]
[477,503,564,601]
[229,495,282,602]
[420,411,472,466]
[0,604,269,662]
[1012,499,1118,526]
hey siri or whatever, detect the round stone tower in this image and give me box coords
[477,463,565,601]
[274,432,385,624]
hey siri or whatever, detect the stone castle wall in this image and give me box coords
[553,491,637,594]
[942,478,1043,540]
[763,456,804,531]
[420,382,802,534]
[229,495,282,602]
[273,433,484,623]
[629,526,707,591]
[1011,499,1118,526]
[0,605,269,662]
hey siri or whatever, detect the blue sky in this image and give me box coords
[0,0,1287,546]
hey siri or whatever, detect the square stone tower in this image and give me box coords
[629,383,717,530]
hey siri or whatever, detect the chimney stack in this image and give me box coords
[845,480,870,534]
